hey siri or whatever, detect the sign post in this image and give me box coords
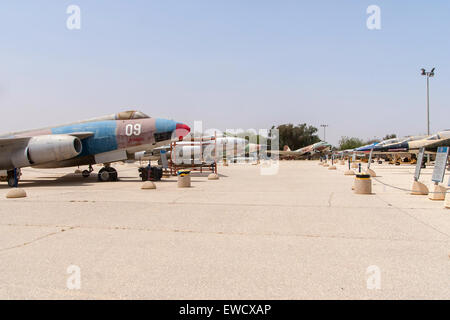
[414,147,425,182]
[429,147,449,200]
[365,148,376,177]
[411,147,429,195]
[367,148,374,170]
[446,175,450,208]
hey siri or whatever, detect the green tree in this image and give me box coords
[272,123,320,150]
[338,136,365,150]
[383,134,397,140]
[365,138,380,145]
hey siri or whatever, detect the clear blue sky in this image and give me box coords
[0,0,448,146]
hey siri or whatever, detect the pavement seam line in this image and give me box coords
[1,223,449,244]
[0,226,77,253]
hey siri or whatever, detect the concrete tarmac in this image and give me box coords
[0,161,449,299]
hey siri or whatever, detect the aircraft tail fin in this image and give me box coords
[283,145,291,152]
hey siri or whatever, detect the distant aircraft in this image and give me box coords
[354,138,399,153]
[278,141,331,158]
[374,130,450,154]
[0,110,190,187]
[138,136,254,164]
[337,134,445,163]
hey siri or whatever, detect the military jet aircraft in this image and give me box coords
[354,138,400,153]
[0,110,190,186]
[137,136,254,164]
[374,130,450,154]
[276,141,331,159]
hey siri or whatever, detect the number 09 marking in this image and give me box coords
[125,124,142,136]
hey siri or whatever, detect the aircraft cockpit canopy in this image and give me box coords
[115,111,150,120]
[378,138,399,146]
[427,134,439,140]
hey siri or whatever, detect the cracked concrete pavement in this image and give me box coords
[0,161,449,299]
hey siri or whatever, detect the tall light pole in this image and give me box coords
[421,67,435,136]
[320,124,328,141]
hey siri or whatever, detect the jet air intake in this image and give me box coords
[11,135,82,168]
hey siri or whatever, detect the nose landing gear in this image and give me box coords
[82,165,94,178]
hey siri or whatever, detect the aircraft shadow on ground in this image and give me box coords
[0,174,140,189]
[0,172,227,189]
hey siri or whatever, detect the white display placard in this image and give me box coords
[431,147,449,183]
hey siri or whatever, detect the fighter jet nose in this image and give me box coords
[175,123,190,140]
[155,119,190,141]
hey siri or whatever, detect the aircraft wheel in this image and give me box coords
[98,167,118,182]
[106,167,118,181]
[82,170,91,178]
[7,176,16,188]
[98,168,110,182]
[6,170,19,188]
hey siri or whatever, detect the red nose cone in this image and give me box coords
[176,123,191,140]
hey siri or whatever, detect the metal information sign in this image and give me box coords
[431,147,449,183]
[352,152,356,163]
[367,148,374,169]
[414,147,425,181]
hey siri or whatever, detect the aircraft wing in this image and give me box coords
[67,132,94,140]
[0,137,32,148]
[424,138,450,151]
[0,132,94,150]
[278,150,305,156]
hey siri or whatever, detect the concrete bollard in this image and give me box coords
[411,181,429,195]
[178,175,191,188]
[339,160,345,165]
[141,181,156,189]
[354,174,372,194]
[429,184,446,201]
[344,170,355,176]
[351,163,358,169]
[364,168,376,177]
[323,163,329,167]
[6,188,27,199]
[208,173,219,180]
[328,165,337,170]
